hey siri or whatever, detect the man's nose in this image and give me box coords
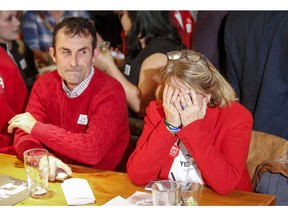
[70,55,78,67]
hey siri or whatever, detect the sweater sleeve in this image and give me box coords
[177,106,253,194]
[127,101,177,185]
[0,89,14,128]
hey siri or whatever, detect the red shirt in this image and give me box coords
[14,68,130,171]
[170,11,195,48]
[127,100,253,194]
[0,48,28,154]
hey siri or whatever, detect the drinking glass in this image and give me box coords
[151,180,181,206]
[23,148,49,198]
[180,181,202,206]
[97,41,111,54]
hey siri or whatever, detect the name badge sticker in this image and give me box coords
[77,114,88,125]
[20,58,27,70]
[124,64,131,76]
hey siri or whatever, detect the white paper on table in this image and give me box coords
[61,178,96,205]
[102,195,135,206]
[126,191,153,206]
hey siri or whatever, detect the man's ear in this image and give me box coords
[92,48,99,64]
[93,48,100,57]
[49,47,56,63]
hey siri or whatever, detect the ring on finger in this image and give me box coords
[181,104,188,110]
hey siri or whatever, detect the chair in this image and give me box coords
[247,130,288,186]
[115,117,144,172]
[128,117,144,147]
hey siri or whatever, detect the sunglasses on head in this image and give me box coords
[167,50,206,61]
[167,50,212,72]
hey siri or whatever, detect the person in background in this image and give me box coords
[94,11,183,119]
[22,11,91,68]
[127,50,253,195]
[0,11,38,92]
[170,11,195,49]
[0,47,28,155]
[192,11,229,77]
[89,11,123,50]
[224,11,288,140]
[8,17,130,180]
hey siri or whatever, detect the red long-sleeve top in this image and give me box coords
[14,68,130,171]
[127,100,253,194]
[0,48,28,154]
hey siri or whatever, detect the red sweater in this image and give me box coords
[0,48,28,154]
[14,68,130,171]
[127,100,253,194]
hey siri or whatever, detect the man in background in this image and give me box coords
[224,11,288,140]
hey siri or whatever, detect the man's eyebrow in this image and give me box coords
[78,47,90,51]
[59,47,70,51]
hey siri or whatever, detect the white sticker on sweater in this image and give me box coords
[77,114,88,125]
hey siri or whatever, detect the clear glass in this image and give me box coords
[180,181,202,206]
[151,180,181,206]
[97,41,111,54]
[23,148,49,198]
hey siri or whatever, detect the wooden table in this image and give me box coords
[0,153,275,206]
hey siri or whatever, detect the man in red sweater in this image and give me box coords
[0,47,28,154]
[8,17,130,181]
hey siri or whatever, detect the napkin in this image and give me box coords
[102,195,135,206]
[103,191,153,206]
[61,178,96,205]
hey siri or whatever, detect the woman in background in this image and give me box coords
[0,11,38,92]
[94,11,183,118]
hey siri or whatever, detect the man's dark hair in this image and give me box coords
[52,16,97,51]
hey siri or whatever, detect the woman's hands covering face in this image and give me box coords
[163,84,181,127]
[163,84,211,128]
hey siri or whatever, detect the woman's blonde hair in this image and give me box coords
[156,50,237,108]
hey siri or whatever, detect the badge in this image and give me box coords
[20,58,27,70]
[77,114,88,125]
[169,143,180,158]
[124,64,131,76]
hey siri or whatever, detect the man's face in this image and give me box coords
[49,28,94,91]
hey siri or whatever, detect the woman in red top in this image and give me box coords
[0,47,28,154]
[127,50,253,195]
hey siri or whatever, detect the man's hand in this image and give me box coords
[7,112,37,134]
[48,156,73,181]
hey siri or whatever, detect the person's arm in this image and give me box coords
[0,92,14,128]
[127,101,178,185]
[93,49,167,117]
[177,106,253,194]
[0,66,28,128]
